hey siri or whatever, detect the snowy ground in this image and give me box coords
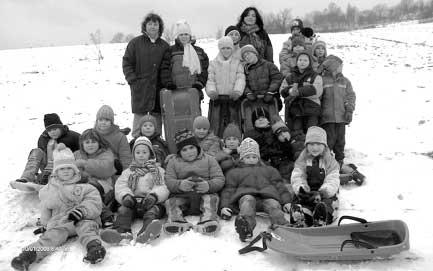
[0,21,432,270]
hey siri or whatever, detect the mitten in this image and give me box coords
[68,209,84,224]
[141,194,158,211]
[178,179,195,192]
[195,181,209,193]
[263,92,274,103]
[122,194,137,208]
[344,111,353,123]
[220,207,233,220]
[246,92,256,101]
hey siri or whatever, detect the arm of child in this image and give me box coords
[114,169,135,204]
[267,63,284,94]
[74,185,103,220]
[344,78,356,113]
[205,61,218,100]
[118,134,133,170]
[318,158,340,198]
[290,160,310,195]
[219,169,238,209]
[232,62,246,100]
[207,156,225,193]
[164,157,183,193]
[298,75,323,98]
[122,40,137,85]
[149,167,170,203]
[39,205,52,228]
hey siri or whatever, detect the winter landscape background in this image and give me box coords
[0,20,432,270]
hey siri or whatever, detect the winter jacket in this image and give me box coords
[245,127,283,165]
[320,72,356,125]
[122,34,169,113]
[220,161,292,209]
[74,148,116,193]
[115,166,169,204]
[218,149,240,173]
[197,132,224,160]
[291,148,340,198]
[206,53,245,100]
[279,50,298,78]
[95,124,132,170]
[244,58,283,97]
[37,125,80,153]
[160,39,209,90]
[311,42,327,73]
[39,173,102,229]
[239,28,273,63]
[165,151,225,195]
[130,132,170,165]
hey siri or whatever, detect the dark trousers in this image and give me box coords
[293,116,319,134]
[113,204,165,233]
[322,123,346,162]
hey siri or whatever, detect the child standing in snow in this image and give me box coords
[129,114,169,166]
[74,129,117,228]
[100,137,169,244]
[218,123,242,173]
[311,40,327,72]
[290,126,340,227]
[11,144,105,270]
[164,129,225,235]
[206,36,245,138]
[13,113,80,187]
[220,138,292,242]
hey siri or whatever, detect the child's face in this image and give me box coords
[83,139,99,155]
[277,131,291,142]
[57,167,75,181]
[145,20,160,38]
[180,145,198,162]
[47,128,62,139]
[292,27,301,35]
[243,52,258,64]
[254,117,269,128]
[243,154,259,165]
[178,33,191,45]
[134,145,151,164]
[293,45,305,54]
[227,31,240,44]
[141,122,155,137]
[220,46,233,59]
[225,136,240,150]
[307,143,325,157]
[314,46,325,57]
[96,118,112,131]
[297,54,310,70]
[194,127,209,139]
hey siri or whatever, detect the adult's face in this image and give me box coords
[146,20,160,38]
[243,10,257,25]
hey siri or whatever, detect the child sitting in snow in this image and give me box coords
[100,137,169,244]
[129,114,169,166]
[279,36,307,78]
[220,138,292,242]
[74,129,117,228]
[290,126,340,227]
[192,116,225,159]
[218,123,242,173]
[311,40,327,72]
[206,36,245,138]
[11,144,105,270]
[164,129,225,235]
[13,113,80,187]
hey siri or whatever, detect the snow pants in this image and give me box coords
[113,204,165,233]
[322,123,346,162]
[20,148,49,182]
[165,193,219,223]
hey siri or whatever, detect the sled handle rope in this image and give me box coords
[238,232,272,254]
[338,216,368,226]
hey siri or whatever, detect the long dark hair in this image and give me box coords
[236,7,264,30]
[141,12,164,37]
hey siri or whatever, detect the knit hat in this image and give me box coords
[305,126,327,146]
[175,129,200,152]
[53,143,79,175]
[322,55,343,73]
[291,18,303,32]
[292,36,305,48]
[223,123,242,141]
[312,40,327,55]
[139,114,157,129]
[238,138,260,161]
[218,36,234,50]
[174,20,192,38]
[96,105,114,123]
[224,25,240,36]
[44,113,63,131]
[271,116,289,135]
[251,107,270,125]
[193,116,210,130]
[132,136,155,159]
[240,45,258,60]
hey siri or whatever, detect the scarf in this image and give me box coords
[240,23,265,58]
[183,43,201,75]
[128,160,162,191]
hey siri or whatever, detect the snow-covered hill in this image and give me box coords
[0,21,432,270]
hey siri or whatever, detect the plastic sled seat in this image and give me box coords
[240,96,279,133]
[239,216,410,261]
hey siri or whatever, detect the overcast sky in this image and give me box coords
[0,0,401,50]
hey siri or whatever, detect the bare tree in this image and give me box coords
[90,29,104,63]
[110,32,125,43]
[163,23,176,45]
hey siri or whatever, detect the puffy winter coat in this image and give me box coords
[291,148,340,198]
[244,59,283,97]
[115,166,169,204]
[39,173,102,229]
[206,53,245,100]
[160,39,209,90]
[239,28,273,63]
[37,125,80,153]
[197,132,224,159]
[122,34,169,113]
[95,124,132,170]
[220,161,292,209]
[320,72,356,125]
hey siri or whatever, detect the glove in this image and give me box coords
[68,209,84,224]
[195,181,210,193]
[33,227,46,235]
[122,194,137,208]
[220,207,233,220]
[344,111,353,123]
[178,179,195,192]
[263,92,274,103]
[192,83,204,100]
[246,92,256,101]
[166,83,177,90]
[141,194,158,211]
[283,203,291,213]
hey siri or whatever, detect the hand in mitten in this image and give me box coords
[141,194,158,211]
[283,203,292,213]
[289,87,299,97]
[246,92,256,101]
[33,227,46,235]
[178,179,195,192]
[195,181,209,193]
[220,207,233,220]
[344,111,353,123]
[122,194,137,208]
[263,92,274,103]
[166,83,177,91]
[68,209,84,224]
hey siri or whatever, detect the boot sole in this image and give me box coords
[195,221,220,235]
[136,220,163,243]
[100,229,132,244]
[163,221,193,235]
[235,217,252,242]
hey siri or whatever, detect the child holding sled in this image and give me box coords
[11,144,105,270]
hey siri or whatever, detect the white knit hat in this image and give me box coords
[238,138,260,161]
[175,20,192,38]
[218,36,234,50]
[53,143,79,174]
[305,126,327,146]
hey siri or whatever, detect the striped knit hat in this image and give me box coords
[133,136,155,160]
[238,138,260,161]
[175,129,200,153]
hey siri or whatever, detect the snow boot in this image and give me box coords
[136,219,163,243]
[11,250,36,271]
[289,204,307,228]
[83,240,106,264]
[312,202,329,227]
[163,221,193,235]
[100,229,133,245]
[235,216,253,242]
[347,164,366,185]
[196,220,220,235]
